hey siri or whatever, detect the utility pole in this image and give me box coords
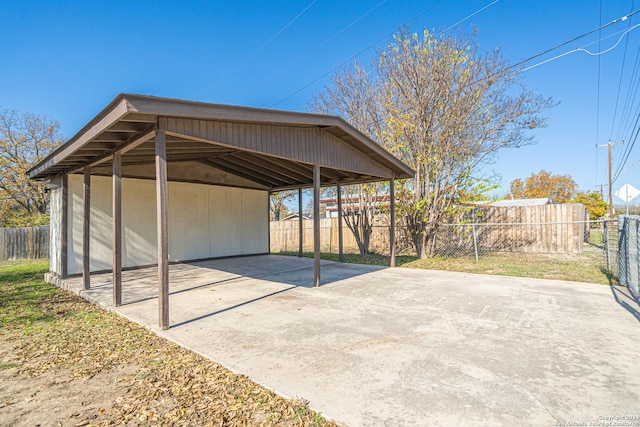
[597,140,624,218]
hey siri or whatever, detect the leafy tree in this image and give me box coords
[0,109,64,227]
[574,191,608,220]
[311,28,553,258]
[509,170,577,203]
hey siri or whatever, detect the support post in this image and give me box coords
[389,176,396,267]
[112,153,122,306]
[298,187,303,257]
[313,165,321,287]
[60,174,68,279]
[83,166,91,289]
[156,129,170,329]
[337,182,344,263]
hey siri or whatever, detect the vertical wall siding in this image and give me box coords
[64,174,268,275]
[164,118,392,178]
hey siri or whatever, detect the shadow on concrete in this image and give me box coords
[58,255,386,326]
[609,285,640,323]
[161,255,384,328]
[170,286,296,328]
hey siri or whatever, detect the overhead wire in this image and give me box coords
[596,0,603,187]
[610,1,640,182]
[613,111,640,183]
[261,0,390,84]
[614,38,640,140]
[221,0,319,81]
[359,11,640,132]
[609,0,635,140]
[269,0,495,107]
[520,24,640,72]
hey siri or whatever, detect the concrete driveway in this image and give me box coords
[60,255,640,426]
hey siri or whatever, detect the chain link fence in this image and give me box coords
[270,218,620,279]
[617,216,639,298]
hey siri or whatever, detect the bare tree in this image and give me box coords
[269,190,295,221]
[339,183,388,256]
[312,28,554,258]
[0,109,64,226]
[310,62,388,256]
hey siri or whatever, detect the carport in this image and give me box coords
[28,94,413,328]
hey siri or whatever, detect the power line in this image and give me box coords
[612,29,640,180]
[221,0,319,81]
[609,0,636,140]
[521,24,640,72]
[261,0,390,85]
[613,111,640,183]
[270,0,495,107]
[596,0,603,173]
[615,36,640,138]
[363,11,640,133]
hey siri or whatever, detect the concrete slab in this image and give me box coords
[56,255,640,426]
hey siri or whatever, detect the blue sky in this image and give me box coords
[1,0,639,202]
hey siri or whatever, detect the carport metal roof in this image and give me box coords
[28,94,413,187]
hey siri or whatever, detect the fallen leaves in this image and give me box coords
[1,268,338,427]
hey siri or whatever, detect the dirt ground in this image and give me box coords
[0,330,201,427]
[0,346,135,427]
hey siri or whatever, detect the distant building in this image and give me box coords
[489,197,551,207]
[280,213,311,221]
[321,195,390,218]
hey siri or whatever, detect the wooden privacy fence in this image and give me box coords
[270,218,391,254]
[436,203,590,255]
[270,203,590,256]
[0,226,49,261]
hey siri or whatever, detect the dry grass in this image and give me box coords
[277,247,615,285]
[0,260,337,426]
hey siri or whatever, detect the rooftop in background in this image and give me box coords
[490,198,552,207]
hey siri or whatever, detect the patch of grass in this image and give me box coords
[0,259,63,328]
[274,249,615,285]
[0,362,19,369]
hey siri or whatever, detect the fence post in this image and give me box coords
[603,220,610,271]
[472,223,479,262]
[630,218,639,292]
[618,216,627,287]
[634,219,640,297]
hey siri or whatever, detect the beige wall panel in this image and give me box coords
[68,175,159,274]
[86,176,113,272]
[209,186,242,257]
[65,175,268,273]
[122,178,157,267]
[241,189,268,254]
[67,174,83,275]
[169,181,210,261]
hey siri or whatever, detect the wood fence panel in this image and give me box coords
[0,226,50,261]
[270,203,588,256]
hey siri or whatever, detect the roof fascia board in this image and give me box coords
[126,94,336,127]
[28,96,131,178]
